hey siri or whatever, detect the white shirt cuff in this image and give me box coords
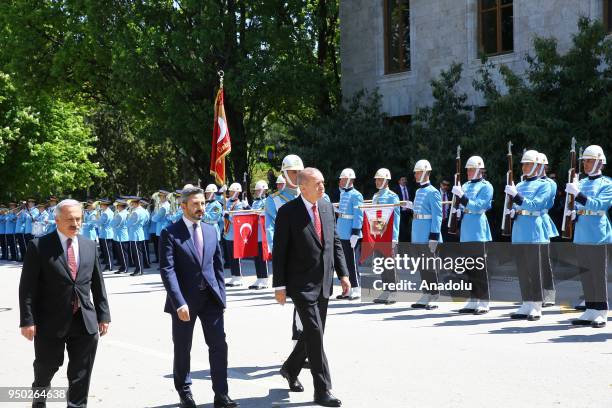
[274,286,286,291]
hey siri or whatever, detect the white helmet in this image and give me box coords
[581,145,606,164]
[538,153,548,165]
[218,184,227,193]
[465,156,485,169]
[254,180,268,191]
[205,184,218,194]
[374,168,391,180]
[413,160,432,173]
[281,154,304,171]
[182,183,195,190]
[339,168,356,179]
[229,182,242,193]
[520,150,539,164]
[276,175,286,184]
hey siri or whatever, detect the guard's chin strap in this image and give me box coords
[418,171,430,184]
[341,178,352,189]
[378,180,388,190]
[471,168,481,181]
[589,159,602,176]
[283,170,299,189]
[230,192,239,200]
[525,163,538,178]
[538,164,545,177]
[256,191,265,199]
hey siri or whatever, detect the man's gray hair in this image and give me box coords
[55,199,81,217]
[181,186,204,203]
[297,167,323,186]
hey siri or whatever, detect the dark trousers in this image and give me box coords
[578,245,608,310]
[25,233,34,245]
[539,244,555,301]
[340,239,360,288]
[398,210,411,243]
[129,241,145,273]
[515,244,543,302]
[171,289,228,397]
[0,234,6,259]
[253,242,269,279]
[462,242,490,300]
[6,233,17,260]
[17,233,27,261]
[113,241,129,272]
[99,238,113,270]
[142,239,151,268]
[150,234,160,263]
[221,236,230,267]
[412,244,440,295]
[224,240,242,277]
[283,294,331,394]
[32,310,98,408]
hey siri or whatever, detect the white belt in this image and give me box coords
[414,214,432,220]
[577,210,605,216]
[517,210,541,216]
[338,214,354,220]
[463,209,485,215]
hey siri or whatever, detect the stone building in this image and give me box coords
[340,0,612,120]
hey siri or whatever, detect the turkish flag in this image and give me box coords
[260,214,272,261]
[233,213,259,258]
[210,88,232,185]
[360,207,394,263]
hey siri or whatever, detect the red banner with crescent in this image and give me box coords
[210,88,232,185]
[233,213,259,258]
[360,207,394,262]
[260,214,272,261]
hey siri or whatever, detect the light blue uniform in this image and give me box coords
[411,184,442,243]
[127,206,147,241]
[204,200,223,240]
[111,209,129,242]
[223,198,246,241]
[372,188,401,242]
[264,188,299,251]
[152,201,171,235]
[214,193,226,233]
[251,197,266,242]
[46,205,57,233]
[23,207,39,234]
[16,211,26,234]
[169,208,183,223]
[511,177,551,243]
[459,179,493,242]
[96,208,114,240]
[33,209,49,237]
[574,175,612,244]
[0,214,6,235]
[336,188,364,240]
[81,210,98,241]
[5,212,17,234]
[540,176,559,239]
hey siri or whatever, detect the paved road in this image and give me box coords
[1,260,610,407]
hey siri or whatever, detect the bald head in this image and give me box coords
[298,167,325,203]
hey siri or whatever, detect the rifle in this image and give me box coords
[448,145,461,235]
[577,146,583,179]
[501,141,514,237]
[561,137,577,239]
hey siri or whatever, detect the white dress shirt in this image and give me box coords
[182,216,203,245]
[57,230,80,269]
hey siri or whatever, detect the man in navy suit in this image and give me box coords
[160,186,238,408]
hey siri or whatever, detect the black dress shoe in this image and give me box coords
[214,394,239,408]
[335,293,349,300]
[179,393,196,408]
[130,271,143,276]
[542,302,555,308]
[411,303,427,309]
[314,391,342,407]
[280,368,304,392]
[458,308,476,314]
[510,313,528,319]
[592,320,606,328]
[571,319,592,326]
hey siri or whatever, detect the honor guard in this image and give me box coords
[111,199,130,274]
[33,203,48,237]
[15,201,28,261]
[215,184,229,267]
[223,182,248,287]
[409,160,443,310]
[169,190,185,223]
[335,168,364,300]
[126,197,148,276]
[140,199,152,267]
[249,180,270,290]
[538,153,559,307]
[504,150,550,321]
[276,175,286,192]
[46,196,58,233]
[5,202,18,261]
[81,200,98,242]
[146,197,158,263]
[451,156,493,314]
[0,206,6,259]
[96,198,115,271]
[371,168,401,305]
[151,190,172,263]
[23,198,40,246]
[565,145,611,328]
[203,184,224,240]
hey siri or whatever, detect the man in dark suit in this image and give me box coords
[392,176,412,242]
[273,167,350,407]
[160,186,238,408]
[19,199,111,408]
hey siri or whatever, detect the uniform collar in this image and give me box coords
[469,178,483,183]
[342,187,353,192]
[419,182,431,188]
[524,176,539,182]
[588,174,603,180]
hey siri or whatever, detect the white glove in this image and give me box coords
[401,201,413,210]
[242,198,249,207]
[504,184,518,197]
[428,239,438,254]
[349,235,359,248]
[451,185,464,198]
[565,182,580,196]
[455,209,462,219]
[504,208,516,218]
[565,209,576,221]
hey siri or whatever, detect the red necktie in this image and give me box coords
[67,238,79,313]
[312,204,322,241]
